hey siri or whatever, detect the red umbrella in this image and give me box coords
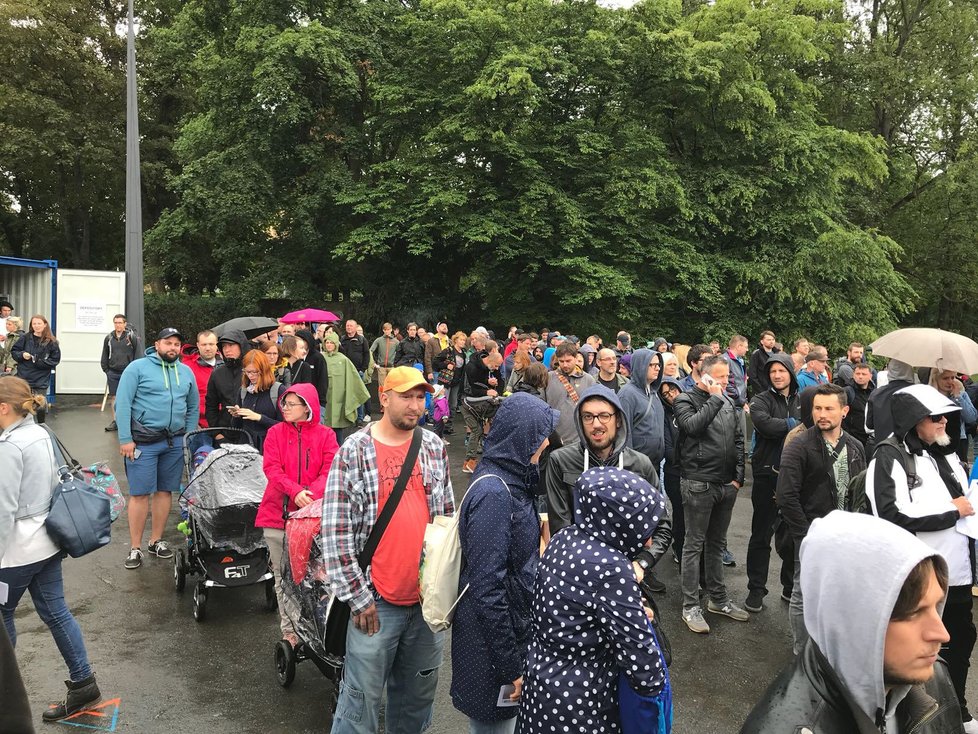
[280,308,340,324]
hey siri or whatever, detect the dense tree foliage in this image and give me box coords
[1,0,975,349]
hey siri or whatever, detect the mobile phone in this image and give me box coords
[132,448,142,460]
[701,373,716,388]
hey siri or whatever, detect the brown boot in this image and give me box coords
[462,459,477,474]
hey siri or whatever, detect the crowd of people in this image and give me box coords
[1,307,977,734]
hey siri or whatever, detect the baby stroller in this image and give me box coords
[275,498,341,709]
[172,428,275,622]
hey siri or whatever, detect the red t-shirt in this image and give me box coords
[370,438,429,606]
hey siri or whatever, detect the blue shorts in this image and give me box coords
[105,370,124,396]
[124,436,184,496]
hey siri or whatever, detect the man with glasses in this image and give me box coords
[100,314,140,432]
[868,384,978,731]
[595,348,626,392]
[545,384,671,592]
[673,354,748,633]
[796,346,830,390]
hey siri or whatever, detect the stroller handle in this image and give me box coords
[182,427,256,474]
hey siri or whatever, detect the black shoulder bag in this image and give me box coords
[323,427,423,660]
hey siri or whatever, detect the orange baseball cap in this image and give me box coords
[383,366,435,394]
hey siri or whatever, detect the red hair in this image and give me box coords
[241,350,275,391]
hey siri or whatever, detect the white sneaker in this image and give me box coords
[963,718,978,734]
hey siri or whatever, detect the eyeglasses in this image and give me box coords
[243,369,260,376]
[928,414,947,423]
[581,412,615,424]
[281,401,305,409]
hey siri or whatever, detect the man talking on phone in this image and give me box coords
[673,354,748,634]
[115,328,198,570]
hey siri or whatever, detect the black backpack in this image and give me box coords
[847,436,917,514]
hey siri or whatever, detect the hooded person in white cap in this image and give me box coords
[868,383,978,731]
[742,511,962,733]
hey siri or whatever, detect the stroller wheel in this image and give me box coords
[173,550,187,593]
[275,640,296,687]
[264,579,278,612]
[192,581,208,622]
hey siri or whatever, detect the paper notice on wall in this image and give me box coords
[75,301,106,331]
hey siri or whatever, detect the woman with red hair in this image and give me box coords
[229,350,282,451]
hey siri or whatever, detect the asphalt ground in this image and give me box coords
[11,402,976,733]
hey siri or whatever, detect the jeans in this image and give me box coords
[789,543,807,655]
[746,473,794,596]
[663,471,684,559]
[469,718,516,734]
[680,479,737,609]
[0,554,93,681]
[943,586,977,720]
[331,598,445,734]
[356,372,370,421]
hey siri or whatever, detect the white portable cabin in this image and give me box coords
[0,257,127,397]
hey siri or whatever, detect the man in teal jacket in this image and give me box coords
[115,327,199,570]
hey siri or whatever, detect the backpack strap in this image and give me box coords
[877,436,919,491]
[270,381,281,406]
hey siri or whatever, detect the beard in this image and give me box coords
[160,351,179,363]
[934,432,952,447]
[389,412,420,431]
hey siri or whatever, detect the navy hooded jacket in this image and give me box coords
[617,349,665,465]
[451,393,559,723]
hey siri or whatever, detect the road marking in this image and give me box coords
[56,697,121,732]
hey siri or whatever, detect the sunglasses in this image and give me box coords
[928,414,948,423]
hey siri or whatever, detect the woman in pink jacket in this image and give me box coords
[258,383,339,645]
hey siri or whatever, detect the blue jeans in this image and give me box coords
[356,372,370,422]
[331,598,445,734]
[469,718,516,734]
[0,554,93,681]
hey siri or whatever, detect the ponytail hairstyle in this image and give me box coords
[0,376,46,417]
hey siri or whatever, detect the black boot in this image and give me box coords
[42,674,100,722]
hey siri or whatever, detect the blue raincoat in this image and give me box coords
[516,467,670,733]
[450,393,560,723]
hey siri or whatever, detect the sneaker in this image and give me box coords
[707,599,750,622]
[124,548,143,569]
[462,459,477,474]
[721,548,736,567]
[744,590,765,613]
[104,420,117,432]
[964,718,978,734]
[682,606,710,634]
[148,539,173,559]
[362,415,372,424]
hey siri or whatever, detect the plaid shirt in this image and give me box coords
[322,427,454,615]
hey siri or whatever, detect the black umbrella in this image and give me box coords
[212,316,280,339]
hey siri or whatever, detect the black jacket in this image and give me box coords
[742,640,962,734]
[463,354,498,398]
[433,346,464,387]
[660,377,683,478]
[843,383,874,448]
[394,336,425,367]
[11,333,61,390]
[545,385,671,567]
[339,334,370,372]
[747,346,779,396]
[204,329,252,430]
[749,353,800,476]
[101,329,141,373]
[289,329,329,407]
[673,387,745,485]
[776,426,866,540]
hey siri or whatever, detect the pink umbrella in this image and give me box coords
[280,308,340,324]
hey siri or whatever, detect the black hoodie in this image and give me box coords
[204,329,252,429]
[290,328,330,407]
[749,353,800,475]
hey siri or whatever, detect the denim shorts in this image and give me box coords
[124,436,184,495]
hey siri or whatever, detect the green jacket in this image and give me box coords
[323,333,371,429]
[370,334,399,368]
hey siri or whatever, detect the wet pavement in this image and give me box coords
[12,403,976,733]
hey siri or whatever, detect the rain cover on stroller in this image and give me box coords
[184,444,268,554]
[281,499,336,664]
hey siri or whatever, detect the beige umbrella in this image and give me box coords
[869,328,978,374]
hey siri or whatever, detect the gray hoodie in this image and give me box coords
[802,511,945,727]
[0,414,59,562]
[617,349,665,465]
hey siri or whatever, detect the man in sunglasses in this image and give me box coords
[545,385,672,592]
[868,383,978,732]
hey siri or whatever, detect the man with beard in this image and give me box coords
[543,342,596,445]
[115,328,199,569]
[745,353,800,612]
[776,383,866,653]
[868,384,978,732]
[546,385,671,593]
[323,367,454,734]
[204,329,252,435]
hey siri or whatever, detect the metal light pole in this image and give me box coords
[124,0,146,343]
